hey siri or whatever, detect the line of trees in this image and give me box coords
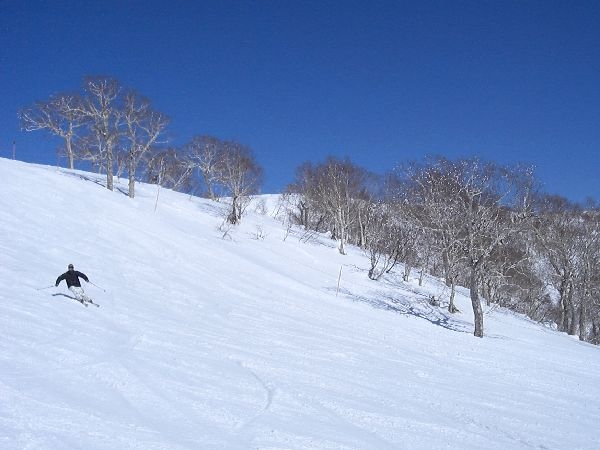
[20,76,169,196]
[20,76,263,223]
[288,155,600,342]
[20,76,599,342]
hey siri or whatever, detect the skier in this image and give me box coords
[55,264,92,304]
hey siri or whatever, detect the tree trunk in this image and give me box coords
[558,279,569,332]
[567,284,577,336]
[298,202,308,228]
[106,149,114,191]
[578,302,587,341]
[443,250,452,287]
[419,266,426,286]
[484,279,493,306]
[357,208,363,247]
[592,320,600,345]
[336,211,346,255]
[229,196,239,224]
[302,206,308,228]
[448,281,458,313]
[338,239,346,255]
[579,268,591,341]
[470,267,484,338]
[66,137,75,170]
[128,156,135,198]
[403,264,411,282]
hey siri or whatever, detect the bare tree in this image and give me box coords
[186,135,225,200]
[578,209,600,341]
[122,91,169,198]
[382,172,436,287]
[363,203,397,280]
[145,147,194,192]
[480,233,534,308]
[217,141,263,224]
[71,132,105,172]
[534,197,600,339]
[288,162,327,232]
[20,93,85,169]
[290,157,371,255]
[401,157,534,337]
[457,159,534,337]
[80,76,122,191]
[533,196,582,334]
[398,160,468,313]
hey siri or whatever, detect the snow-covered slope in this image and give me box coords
[1,157,599,450]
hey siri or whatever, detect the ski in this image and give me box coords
[73,297,100,308]
[51,293,99,307]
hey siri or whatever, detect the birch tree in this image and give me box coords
[80,76,122,191]
[217,141,263,224]
[575,209,600,341]
[364,203,397,280]
[402,157,534,337]
[145,147,194,191]
[455,159,533,337]
[122,91,169,198]
[534,196,581,334]
[399,160,468,313]
[535,197,600,339]
[291,157,370,255]
[186,135,224,200]
[20,93,86,169]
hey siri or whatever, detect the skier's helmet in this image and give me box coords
[68,264,74,270]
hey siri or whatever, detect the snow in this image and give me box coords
[1,157,599,450]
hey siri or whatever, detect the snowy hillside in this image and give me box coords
[1,157,599,450]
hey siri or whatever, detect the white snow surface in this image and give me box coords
[1,157,599,450]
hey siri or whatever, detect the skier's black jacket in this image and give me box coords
[56,270,89,288]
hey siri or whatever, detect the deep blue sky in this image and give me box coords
[2,0,599,201]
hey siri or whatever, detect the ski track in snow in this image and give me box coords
[1,158,600,450]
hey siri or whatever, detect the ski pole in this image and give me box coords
[90,281,106,292]
[36,285,56,291]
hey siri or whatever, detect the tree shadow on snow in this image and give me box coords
[340,289,471,334]
[60,171,132,196]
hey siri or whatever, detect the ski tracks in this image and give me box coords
[229,358,278,445]
[227,358,396,450]
[234,359,277,420]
